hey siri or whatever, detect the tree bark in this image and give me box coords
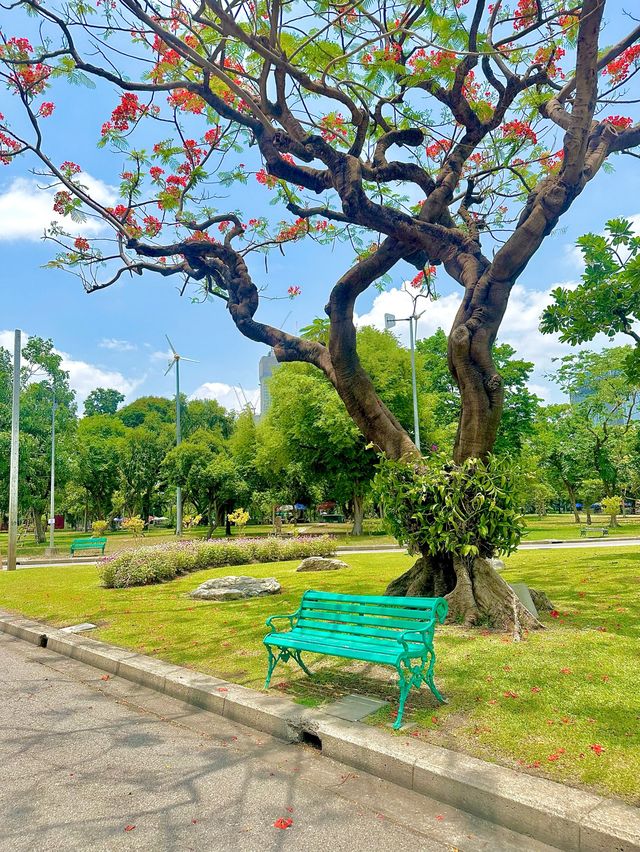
[34,513,45,544]
[351,492,364,536]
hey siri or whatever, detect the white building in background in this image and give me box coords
[258,350,279,418]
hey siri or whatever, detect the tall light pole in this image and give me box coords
[384,285,429,454]
[7,329,21,571]
[47,388,56,556]
[165,336,197,536]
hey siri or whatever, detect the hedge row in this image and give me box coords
[100,536,337,588]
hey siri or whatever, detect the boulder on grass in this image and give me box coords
[296,557,349,572]
[190,576,281,601]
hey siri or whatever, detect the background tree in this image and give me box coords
[541,219,640,380]
[2,0,640,628]
[84,388,125,417]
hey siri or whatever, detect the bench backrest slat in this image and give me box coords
[294,618,429,643]
[296,590,448,641]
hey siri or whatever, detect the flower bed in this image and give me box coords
[100,535,336,588]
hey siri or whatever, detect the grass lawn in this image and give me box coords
[521,513,640,541]
[0,547,638,803]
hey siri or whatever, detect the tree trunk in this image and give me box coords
[351,492,364,536]
[586,508,592,525]
[34,513,45,544]
[564,482,580,523]
[383,287,543,634]
[386,553,540,632]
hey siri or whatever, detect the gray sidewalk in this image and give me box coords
[0,632,558,852]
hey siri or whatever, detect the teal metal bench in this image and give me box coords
[579,526,609,537]
[70,537,107,556]
[264,590,448,729]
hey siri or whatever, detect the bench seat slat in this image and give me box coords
[265,632,424,664]
[285,627,425,655]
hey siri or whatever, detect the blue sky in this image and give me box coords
[1,4,639,411]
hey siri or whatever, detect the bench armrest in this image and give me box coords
[398,624,435,653]
[265,611,299,631]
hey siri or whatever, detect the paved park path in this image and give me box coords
[0,633,558,852]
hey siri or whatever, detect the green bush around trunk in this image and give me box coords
[100,535,337,588]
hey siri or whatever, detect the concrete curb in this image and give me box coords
[0,610,638,852]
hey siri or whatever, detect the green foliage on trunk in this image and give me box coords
[375,455,524,560]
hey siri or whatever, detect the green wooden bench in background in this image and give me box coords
[264,590,448,729]
[580,526,609,538]
[70,537,107,556]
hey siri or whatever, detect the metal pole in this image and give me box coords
[409,315,421,453]
[175,358,182,536]
[7,329,21,571]
[48,390,56,554]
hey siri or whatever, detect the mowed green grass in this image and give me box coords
[522,513,640,541]
[0,548,638,802]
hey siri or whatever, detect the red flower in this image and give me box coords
[274,817,293,829]
[605,115,633,130]
[38,101,55,118]
[74,237,90,252]
[287,285,302,297]
[501,119,537,145]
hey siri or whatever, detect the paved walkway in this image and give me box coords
[0,634,557,851]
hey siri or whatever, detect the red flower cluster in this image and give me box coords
[256,168,278,188]
[604,45,640,85]
[409,266,436,288]
[287,285,302,297]
[204,126,221,146]
[149,166,165,182]
[60,160,81,176]
[37,101,55,118]
[74,237,90,252]
[11,62,50,95]
[501,119,537,144]
[167,88,206,115]
[53,190,72,215]
[276,218,309,242]
[534,46,566,79]
[605,115,633,130]
[0,131,20,165]
[513,0,538,31]
[319,113,348,143]
[425,138,452,159]
[143,215,162,237]
[102,93,142,135]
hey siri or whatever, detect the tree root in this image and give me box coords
[385,553,544,637]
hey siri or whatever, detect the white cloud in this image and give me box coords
[354,281,595,401]
[190,381,260,412]
[0,175,116,241]
[0,329,143,405]
[99,338,137,352]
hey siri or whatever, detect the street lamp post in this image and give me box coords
[6,329,21,571]
[47,389,56,556]
[384,287,428,454]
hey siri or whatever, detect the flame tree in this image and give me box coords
[1,0,639,629]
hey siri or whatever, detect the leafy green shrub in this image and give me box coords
[100,535,336,588]
[375,454,523,559]
[91,520,108,537]
[601,495,622,527]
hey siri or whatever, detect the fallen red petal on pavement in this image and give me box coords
[100,675,110,681]
[274,817,293,829]
[124,825,136,832]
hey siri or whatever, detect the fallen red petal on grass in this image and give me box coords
[560,668,572,675]
[124,825,136,832]
[274,817,293,830]
[549,610,559,618]
[531,686,541,693]
[590,744,605,755]
[504,691,519,699]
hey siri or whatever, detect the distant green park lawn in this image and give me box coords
[0,546,638,803]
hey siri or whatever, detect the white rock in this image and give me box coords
[190,576,281,601]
